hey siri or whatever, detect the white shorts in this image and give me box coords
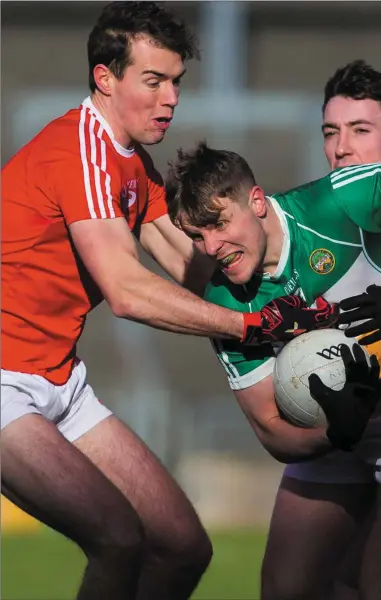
[1,361,112,442]
[284,412,381,485]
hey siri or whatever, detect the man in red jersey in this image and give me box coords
[1,3,337,599]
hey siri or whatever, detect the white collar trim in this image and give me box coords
[262,197,290,280]
[82,96,135,158]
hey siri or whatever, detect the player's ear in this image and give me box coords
[248,186,267,218]
[92,64,114,96]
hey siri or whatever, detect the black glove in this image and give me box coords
[242,295,339,345]
[338,284,381,346]
[308,344,381,452]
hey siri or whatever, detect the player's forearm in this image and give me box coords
[253,415,333,463]
[109,262,244,339]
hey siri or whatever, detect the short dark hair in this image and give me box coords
[88,1,199,93]
[323,59,381,112]
[165,141,256,228]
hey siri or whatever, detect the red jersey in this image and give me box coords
[2,97,167,384]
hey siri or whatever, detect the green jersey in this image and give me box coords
[205,163,381,391]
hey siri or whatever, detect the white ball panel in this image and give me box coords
[273,329,369,429]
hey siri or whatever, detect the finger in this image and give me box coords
[351,343,370,378]
[308,373,330,404]
[315,296,329,310]
[315,297,339,318]
[340,344,357,379]
[353,385,379,414]
[339,293,373,311]
[338,306,376,325]
[357,330,381,346]
[369,354,381,381]
[343,319,377,338]
[366,284,381,298]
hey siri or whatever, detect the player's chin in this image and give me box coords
[140,130,167,145]
[224,265,252,285]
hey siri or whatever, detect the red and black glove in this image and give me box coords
[338,284,381,346]
[242,295,339,345]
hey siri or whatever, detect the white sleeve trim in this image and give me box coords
[227,358,275,390]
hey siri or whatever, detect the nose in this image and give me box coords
[203,232,223,257]
[335,131,353,159]
[161,82,180,108]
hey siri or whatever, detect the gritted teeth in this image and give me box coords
[220,251,242,267]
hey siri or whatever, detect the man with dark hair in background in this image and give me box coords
[257,59,381,600]
[3,2,335,598]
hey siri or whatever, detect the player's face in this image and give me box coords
[112,37,186,145]
[181,194,268,285]
[323,96,381,170]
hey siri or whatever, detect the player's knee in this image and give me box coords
[181,526,213,576]
[85,503,146,565]
[156,522,213,580]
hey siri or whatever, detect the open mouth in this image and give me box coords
[219,251,243,271]
[153,117,172,129]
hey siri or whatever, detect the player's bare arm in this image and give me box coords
[69,217,243,338]
[234,375,332,463]
[139,214,216,296]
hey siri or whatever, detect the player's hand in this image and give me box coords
[242,295,339,345]
[338,284,381,345]
[308,344,381,452]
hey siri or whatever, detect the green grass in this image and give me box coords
[2,527,267,600]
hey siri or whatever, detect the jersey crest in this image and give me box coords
[309,248,335,275]
[120,178,138,211]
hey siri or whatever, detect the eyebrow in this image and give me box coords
[321,119,374,132]
[141,68,187,79]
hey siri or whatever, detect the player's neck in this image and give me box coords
[90,93,134,150]
[262,202,285,276]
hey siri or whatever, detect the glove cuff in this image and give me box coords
[242,312,262,344]
[326,427,354,453]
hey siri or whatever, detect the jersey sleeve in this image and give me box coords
[136,145,168,224]
[210,337,275,390]
[48,124,125,226]
[329,163,381,232]
[204,274,275,390]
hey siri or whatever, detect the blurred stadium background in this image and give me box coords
[2,1,381,598]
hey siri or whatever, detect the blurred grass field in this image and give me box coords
[2,526,267,600]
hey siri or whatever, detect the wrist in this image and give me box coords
[326,426,354,452]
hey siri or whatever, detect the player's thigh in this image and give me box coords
[261,475,376,596]
[74,415,211,556]
[358,485,381,600]
[331,509,375,600]
[1,413,144,553]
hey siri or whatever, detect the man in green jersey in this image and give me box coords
[261,60,381,600]
[165,140,381,600]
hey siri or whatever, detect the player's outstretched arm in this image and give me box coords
[70,217,244,339]
[70,218,338,343]
[309,344,381,451]
[234,375,333,463]
[338,284,381,345]
[139,214,216,296]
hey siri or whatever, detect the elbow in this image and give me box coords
[264,446,292,464]
[250,422,288,463]
[107,292,138,320]
[109,298,128,318]
[254,427,299,464]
